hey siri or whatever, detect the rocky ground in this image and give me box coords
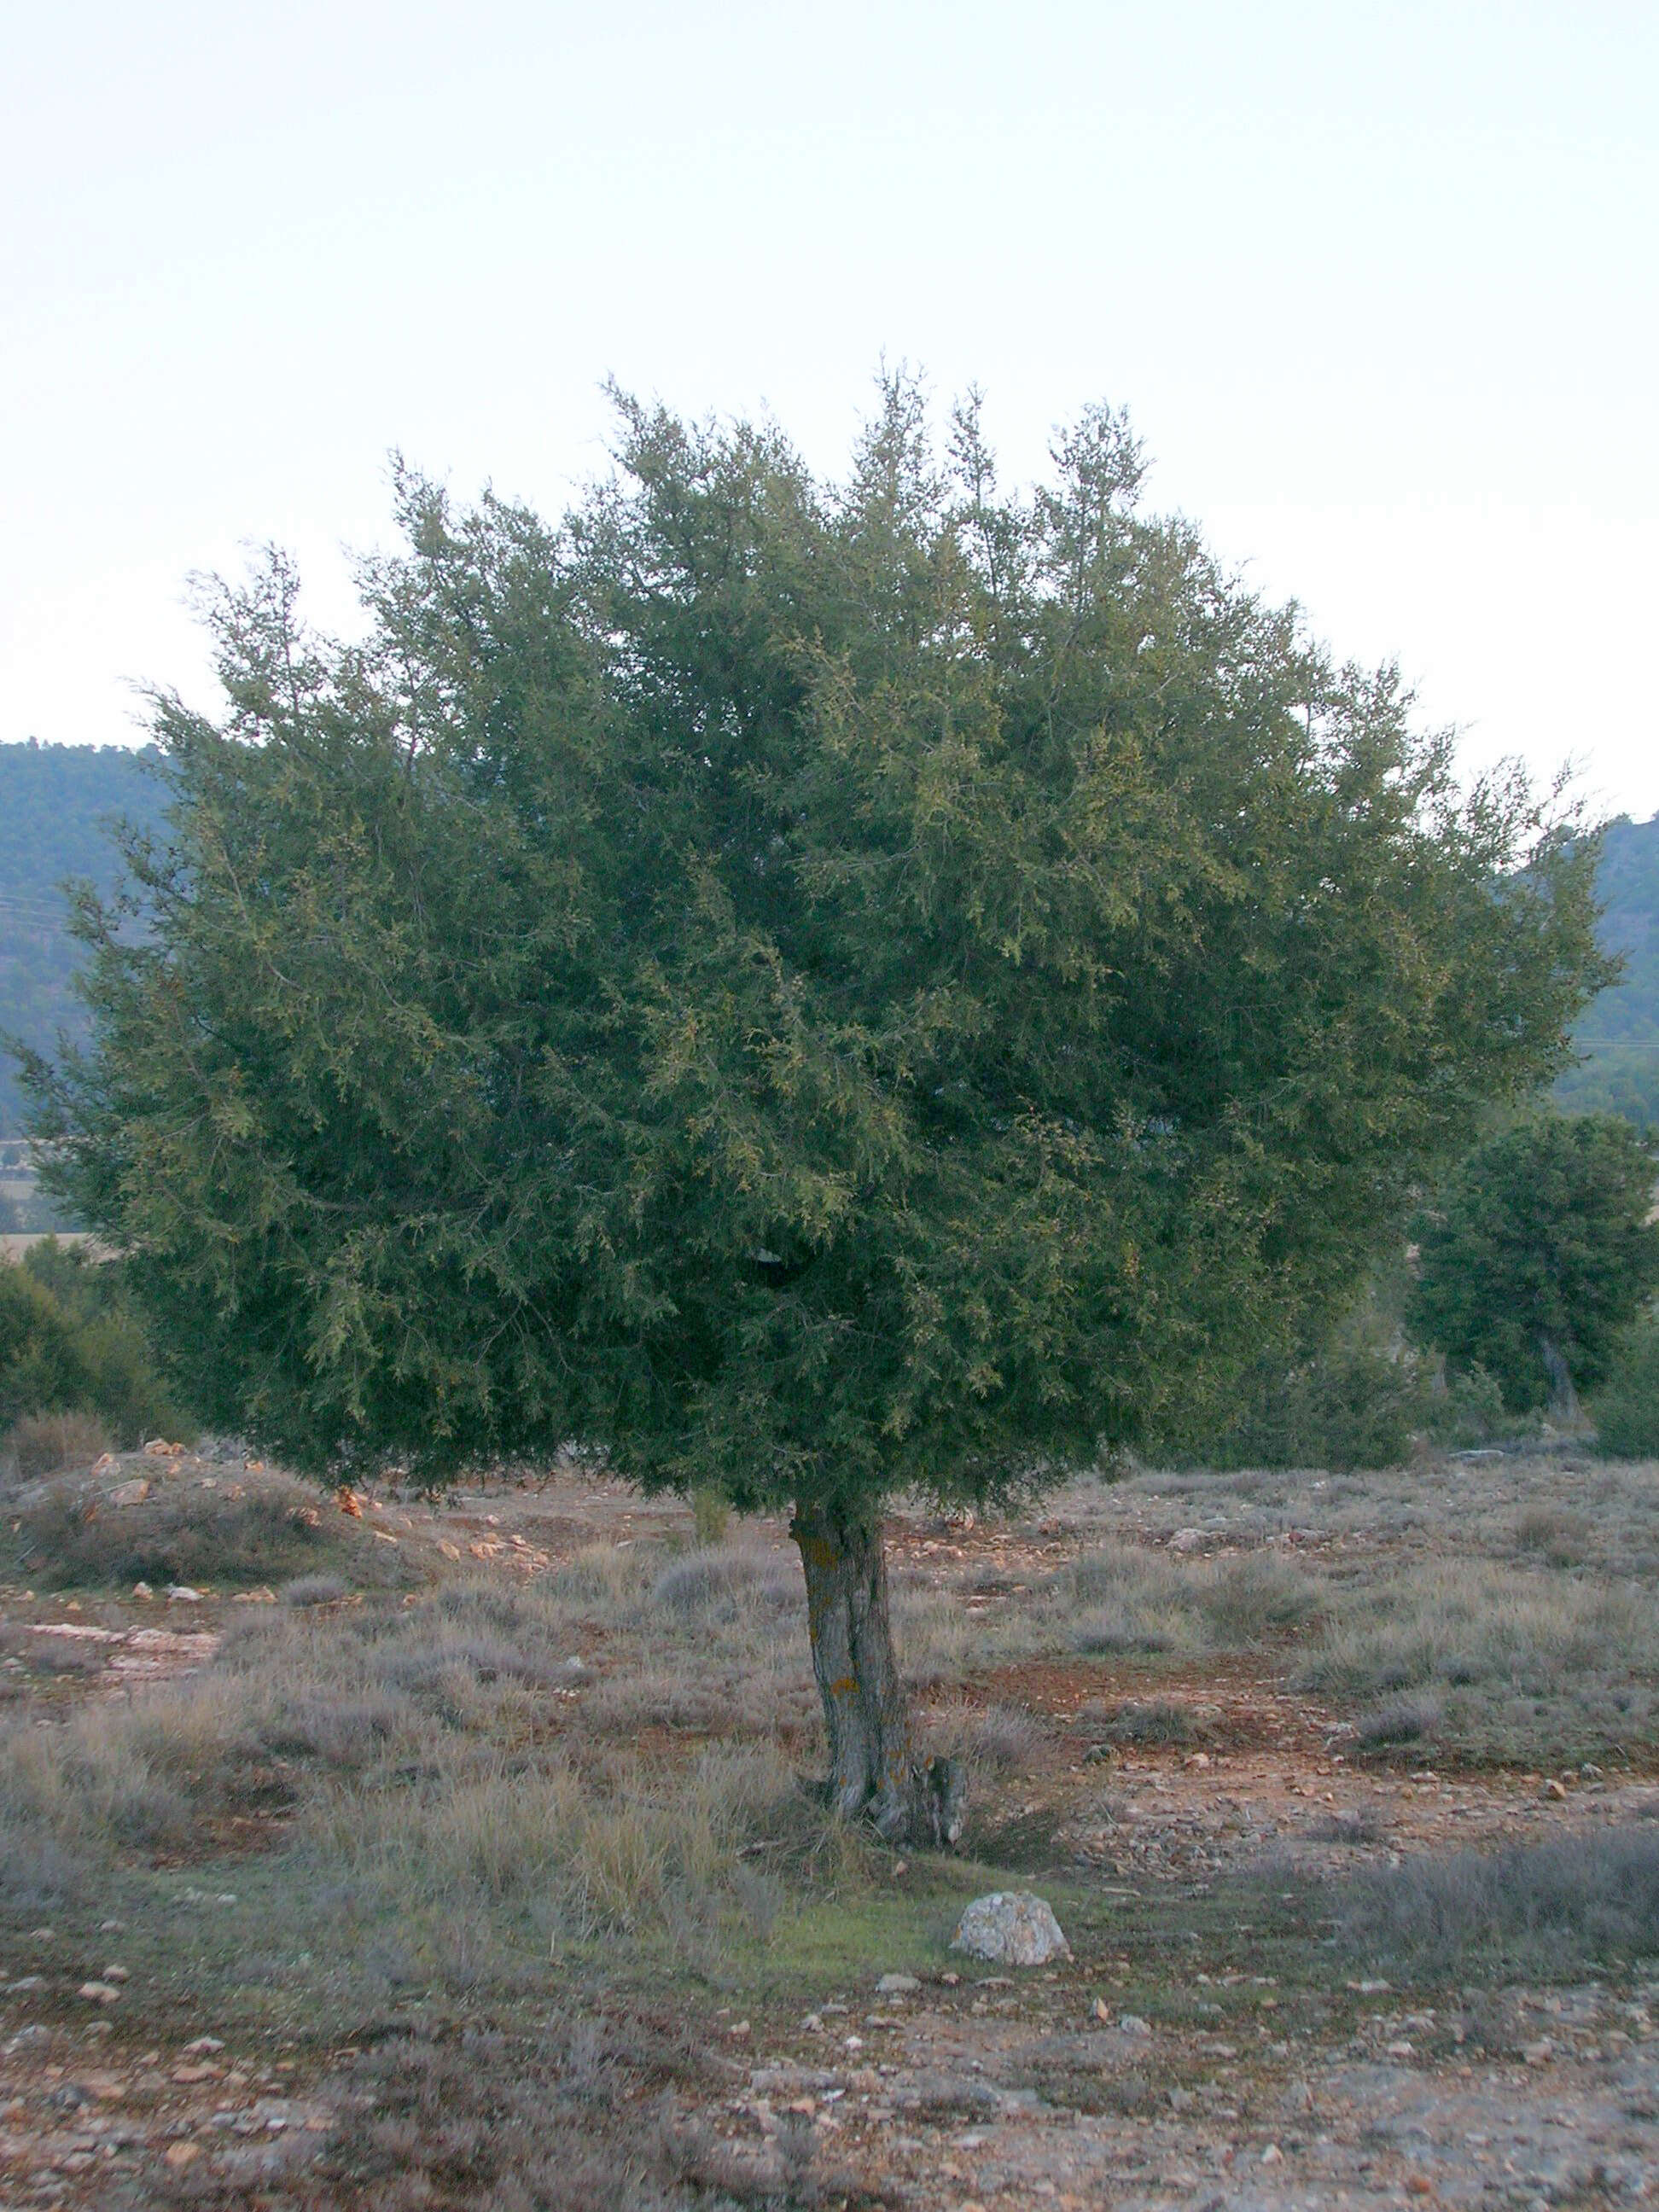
[3,1444,1658,2207]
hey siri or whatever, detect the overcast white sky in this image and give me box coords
[3,1,1655,818]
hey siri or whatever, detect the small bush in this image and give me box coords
[1354,1692,1443,1748]
[3,1407,111,1481]
[260,1692,411,1767]
[281,1572,351,1606]
[932,1701,1046,1774]
[1089,1698,1197,1747]
[1200,1551,1321,1639]
[0,1815,87,1919]
[1162,1339,1430,1473]
[1,1243,185,1445]
[1514,1505,1589,1564]
[690,1486,731,1546]
[377,1633,565,1695]
[1592,1310,1659,1460]
[1339,1824,1659,1977]
[651,1549,795,1616]
[1073,1603,1192,1656]
[13,1470,387,1591]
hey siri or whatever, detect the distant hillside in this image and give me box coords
[1556,812,1659,1128]
[2,740,1657,1136]
[0,741,170,1132]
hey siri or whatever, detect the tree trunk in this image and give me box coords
[791,1499,963,1848]
[1539,1332,1580,1423]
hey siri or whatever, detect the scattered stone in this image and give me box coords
[1540,1777,1569,1801]
[132,1580,153,1598]
[107,1478,150,1507]
[101,1964,130,1982]
[166,1585,205,1604]
[876,1974,921,1996]
[182,2035,227,2055]
[77,1982,122,2005]
[163,2141,202,2169]
[1119,2013,1151,2036]
[951,1892,1070,1966]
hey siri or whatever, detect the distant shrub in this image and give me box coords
[0,1814,87,1918]
[1200,1551,1321,1639]
[3,1407,111,1482]
[1339,1825,1659,1977]
[0,1242,186,1447]
[14,1470,385,1592]
[1354,1692,1443,1748]
[651,1550,795,1616]
[1090,1698,1197,1747]
[1591,1310,1659,1460]
[1162,1339,1430,1473]
[280,1573,350,1607]
[690,1487,731,1546]
[932,1701,1046,1775]
[377,1633,564,1694]
[1513,1505,1589,1564]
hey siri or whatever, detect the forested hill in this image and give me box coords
[1,740,1657,1132]
[0,741,169,1132]
[1556,812,1659,1128]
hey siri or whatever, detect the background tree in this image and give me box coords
[20,385,1608,1841]
[1410,1111,1659,1415]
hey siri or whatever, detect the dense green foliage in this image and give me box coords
[1410,1113,1659,1412]
[0,1242,182,1443]
[1557,812,1659,1128]
[1589,1310,1659,1459]
[0,742,169,1134]
[26,388,1607,1505]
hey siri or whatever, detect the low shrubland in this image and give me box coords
[1295,1557,1659,1764]
[7,1464,406,1592]
[1039,1540,1322,1659]
[1336,1824,1659,1979]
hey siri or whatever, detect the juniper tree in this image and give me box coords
[23,383,1608,1841]
[1411,1111,1659,1414]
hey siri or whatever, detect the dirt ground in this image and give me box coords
[3,1449,1659,2208]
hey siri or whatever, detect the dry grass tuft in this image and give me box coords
[1,1408,111,1483]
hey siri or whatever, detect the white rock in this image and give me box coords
[950,1891,1070,1967]
[166,1585,205,1604]
[876,1973,921,1996]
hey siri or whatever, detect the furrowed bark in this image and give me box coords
[791,1499,963,1848]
